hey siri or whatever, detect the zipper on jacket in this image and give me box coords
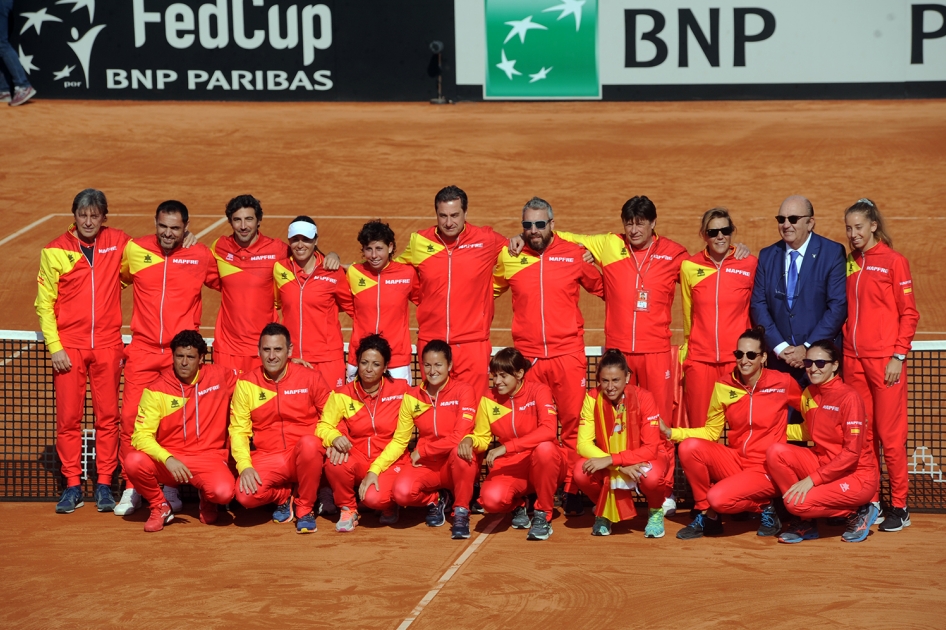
[539,255,548,357]
[278,387,287,450]
[852,251,862,357]
[742,381,758,458]
[713,259,722,362]
[159,257,168,350]
[375,269,382,333]
[90,249,96,349]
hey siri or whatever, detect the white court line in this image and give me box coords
[0,214,57,247]
[1,343,36,367]
[397,516,502,630]
[195,216,229,238]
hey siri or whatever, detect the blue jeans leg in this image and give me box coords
[0,0,32,91]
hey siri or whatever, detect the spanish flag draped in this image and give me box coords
[593,388,641,522]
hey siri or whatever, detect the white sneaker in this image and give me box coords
[163,486,183,513]
[114,489,142,516]
[872,501,884,525]
[662,495,677,517]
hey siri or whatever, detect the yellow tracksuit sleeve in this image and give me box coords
[394,233,415,265]
[467,397,495,452]
[34,248,66,354]
[228,381,256,473]
[555,231,609,265]
[679,263,695,364]
[316,392,347,448]
[671,385,726,443]
[119,242,133,287]
[787,388,815,442]
[130,389,174,464]
[492,254,510,299]
[367,396,416,475]
[576,393,610,459]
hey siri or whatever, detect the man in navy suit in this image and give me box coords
[751,196,847,385]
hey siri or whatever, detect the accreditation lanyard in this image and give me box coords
[629,236,656,313]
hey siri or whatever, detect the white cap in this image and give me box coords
[288,220,317,239]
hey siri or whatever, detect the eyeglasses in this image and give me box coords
[803,359,835,369]
[733,350,762,360]
[706,227,733,238]
[775,215,812,225]
[522,220,549,230]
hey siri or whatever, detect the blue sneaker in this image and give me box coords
[94,484,116,512]
[842,503,879,543]
[426,490,450,527]
[677,512,723,539]
[273,496,294,524]
[56,486,84,514]
[296,511,317,534]
[778,519,820,544]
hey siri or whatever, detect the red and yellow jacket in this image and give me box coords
[131,363,239,462]
[345,261,420,367]
[211,233,288,357]
[396,223,507,344]
[558,231,687,354]
[229,363,332,474]
[317,377,412,461]
[274,253,354,364]
[467,380,559,460]
[493,236,604,358]
[671,369,802,466]
[680,248,757,363]
[843,242,919,358]
[576,386,671,466]
[120,235,219,352]
[35,225,130,353]
[788,376,878,486]
[368,377,477,475]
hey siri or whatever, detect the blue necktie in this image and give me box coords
[787,250,800,310]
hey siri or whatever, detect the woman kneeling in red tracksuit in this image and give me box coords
[319,334,411,532]
[766,340,880,544]
[457,348,566,541]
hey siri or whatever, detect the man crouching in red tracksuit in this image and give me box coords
[126,331,239,532]
[230,323,331,534]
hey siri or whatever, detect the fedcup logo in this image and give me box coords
[17,0,105,89]
[485,0,599,99]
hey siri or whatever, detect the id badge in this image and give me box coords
[635,289,650,312]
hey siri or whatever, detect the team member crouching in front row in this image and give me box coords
[319,334,412,532]
[458,348,566,541]
[230,323,331,534]
[360,341,479,540]
[574,350,675,538]
[126,331,239,532]
[766,341,881,544]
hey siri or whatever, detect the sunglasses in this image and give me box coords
[706,226,733,238]
[733,350,762,360]
[803,359,835,369]
[522,220,549,230]
[775,215,812,225]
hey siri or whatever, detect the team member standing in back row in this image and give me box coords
[679,208,757,428]
[116,201,219,516]
[274,216,354,389]
[842,198,919,532]
[396,186,510,395]
[36,189,128,514]
[345,220,420,384]
[493,197,603,514]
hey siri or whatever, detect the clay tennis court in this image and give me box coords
[3,100,946,628]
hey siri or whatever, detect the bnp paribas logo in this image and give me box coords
[485,0,599,99]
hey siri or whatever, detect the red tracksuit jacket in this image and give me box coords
[35,225,130,353]
[273,253,355,363]
[468,380,559,456]
[317,377,412,460]
[680,248,758,364]
[493,236,604,358]
[345,261,421,367]
[558,231,688,354]
[843,242,919,358]
[211,233,288,357]
[396,223,507,344]
[121,235,220,352]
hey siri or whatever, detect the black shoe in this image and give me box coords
[677,512,723,540]
[94,484,116,512]
[757,501,782,537]
[469,498,485,515]
[842,503,879,543]
[563,492,585,516]
[511,504,531,529]
[451,507,471,539]
[878,507,911,532]
[426,490,450,527]
[527,510,552,540]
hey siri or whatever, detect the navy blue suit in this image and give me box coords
[750,232,847,384]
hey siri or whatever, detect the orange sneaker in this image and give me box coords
[198,492,218,525]
[144,502,174,532]
[335,508,359,532]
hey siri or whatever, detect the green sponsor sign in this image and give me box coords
[485,0,599,99]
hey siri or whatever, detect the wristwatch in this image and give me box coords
[893,353,906,361]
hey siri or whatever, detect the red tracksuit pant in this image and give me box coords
[420,338,492,397]
[392,450,479,510]
[527,351,587,493]
[233,435,325,517]
[678,438,776,513]
[323,449,405,512]
[573,450,673,514]
[683,360,734,429]
[479,442,566,516]
[120,346,173,487]
[624,351,676,494]
[212,351,261,374]
[55,345,123,486]
[766,443,878,519]
[124,448,235,508]
[845,355,909,508]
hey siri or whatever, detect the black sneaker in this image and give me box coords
[451,507,471,539]
[94,484,116,512]
[527,510,552,540]
[757,501,782,537]
[511,504,531,529]
[563,492,585,516]
[878,507,911,532]
[426,490,450,527]
[591,516,612,536]
[55,486,84,514]
[677,512,723,540]
[470,498,485,515]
